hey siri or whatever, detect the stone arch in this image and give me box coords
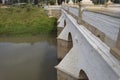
[64,19,66,27]
[78,70,89,80]
[67,32,73,53]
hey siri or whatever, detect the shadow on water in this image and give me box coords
[0,34,57,80]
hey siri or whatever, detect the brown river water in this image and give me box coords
[0,35,57,80]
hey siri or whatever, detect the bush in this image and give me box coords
[49,0,55,5]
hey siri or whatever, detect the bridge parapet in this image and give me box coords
[62,5,120,51]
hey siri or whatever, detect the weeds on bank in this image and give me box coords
[0,7,57,36]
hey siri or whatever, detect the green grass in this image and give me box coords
[0,7,57,36]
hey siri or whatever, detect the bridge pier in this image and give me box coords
[57,33,73,60]
[56,68,89,80]
[57,27,64,36]
[57,12,73,60]
[57,39,68,60]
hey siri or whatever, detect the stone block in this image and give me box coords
[94,29,105,42]
[82,20,105,42]
[116,29,120,50]
[104,36,116,48]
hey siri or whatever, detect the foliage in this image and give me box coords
[92,0,120,4]
[0,7,57,36]
[49,0,55,5]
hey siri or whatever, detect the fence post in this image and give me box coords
[77,2,83,24]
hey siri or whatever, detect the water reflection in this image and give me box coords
[0,35,57,80]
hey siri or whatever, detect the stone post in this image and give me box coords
[107,0,112,4]
[74,0,76,4]
[116,28,120,50]
[2,0,5,4]
[65,0,67,4]
[77,2,82,24]
[56,0,58,5]
[105,0,112,7]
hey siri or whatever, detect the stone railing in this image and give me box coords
[82,10,120,47]
[62,5,120,60]
[63,5,79,17]
[44,5,61,10]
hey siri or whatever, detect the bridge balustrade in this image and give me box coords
[63,5,79,17]
[62,5,120,50]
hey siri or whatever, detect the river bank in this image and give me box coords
[0,6,57,36]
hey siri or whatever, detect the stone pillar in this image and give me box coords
[2,0,5,4]
[105,0,112,7]
[74,0,76,5]
[56,0,58,5]
[77,2,83,24]
[65,0,67,4]
[48,9,52,17]
[62,1,65,5]
[107,0,112,4]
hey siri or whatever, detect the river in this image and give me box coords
[0,35,57,80]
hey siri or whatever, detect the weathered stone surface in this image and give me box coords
[63,6,120,49]
[117,29,120,50]
[57,27,64,36]
[82,20,105,42]
[110,48,120,60]
[57,39,68,60]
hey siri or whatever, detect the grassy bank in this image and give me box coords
[0,7,57,36]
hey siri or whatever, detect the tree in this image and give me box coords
[34,0,38,4]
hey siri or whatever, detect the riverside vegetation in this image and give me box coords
[0,6,57,36]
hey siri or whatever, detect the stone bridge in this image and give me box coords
[54,4,120,80]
